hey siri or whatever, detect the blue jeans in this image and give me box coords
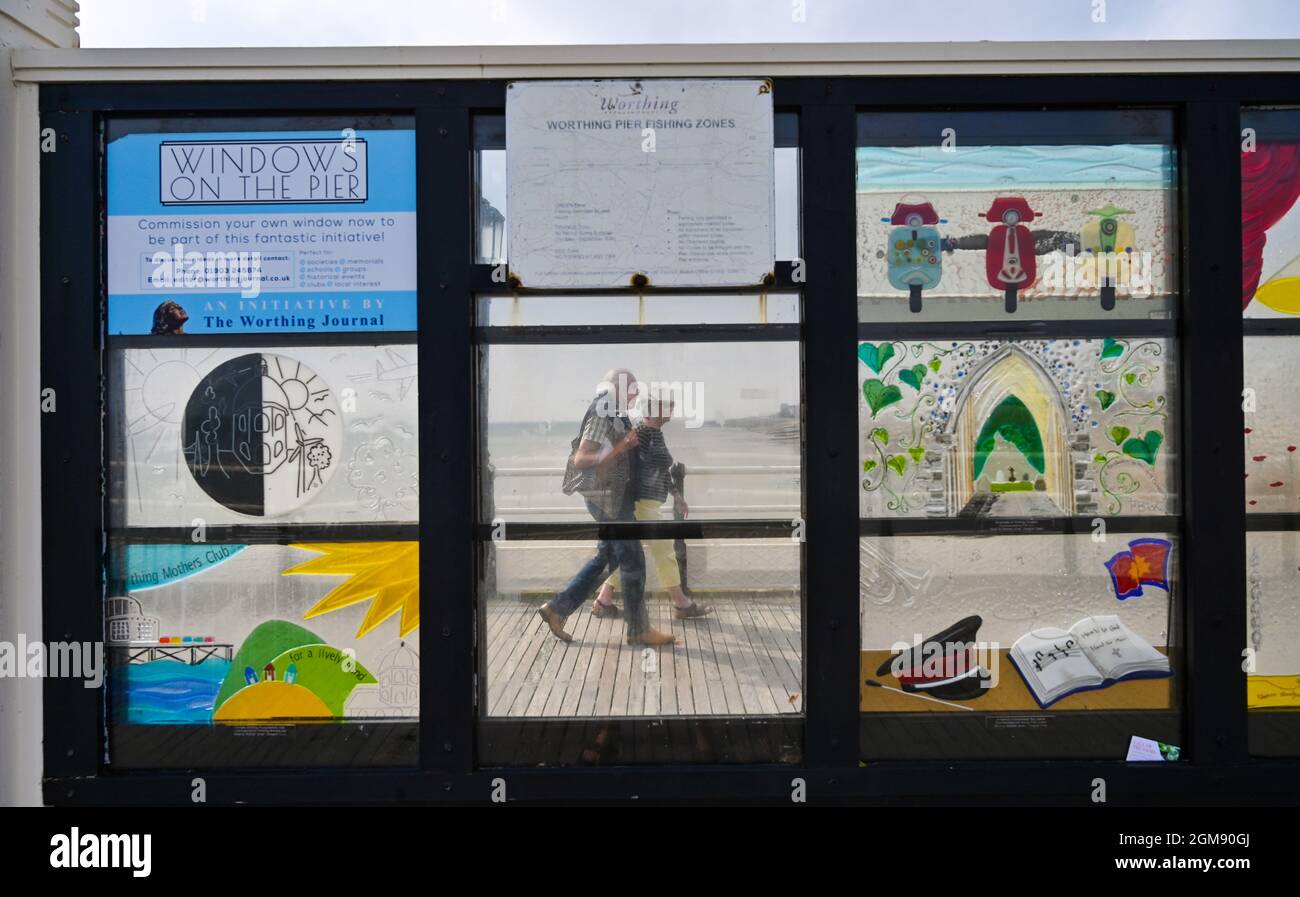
[547,496,648,637]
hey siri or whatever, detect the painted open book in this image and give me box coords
[1009,615,1171,709]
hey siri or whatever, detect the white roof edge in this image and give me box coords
[13,40,1300,83]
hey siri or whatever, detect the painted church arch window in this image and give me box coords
[858,337,1176,519]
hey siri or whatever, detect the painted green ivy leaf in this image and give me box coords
[928,357,942,373]
[1095,389,1116,411]
[1108,425,1131,446]
[858,341,895,374]
[899,364,928,392]
[863,459,877,473]
[886,454,907,477]
[870,427,889,445]
[1121,430,1163,466]
[863,379,902,417]
[908,446,925,463]
[1101,337,1124,360]
[1093,453,1108,464]
[1123,371,1138,385]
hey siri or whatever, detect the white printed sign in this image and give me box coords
[507,79,775,288]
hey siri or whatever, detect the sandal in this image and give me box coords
[590,601,622,618]
[672,601,713,620]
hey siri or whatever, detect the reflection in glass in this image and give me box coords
[476,292,799,327]
[482,538,801,719]
[481,342,801,521]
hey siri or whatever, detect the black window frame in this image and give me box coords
[35,74,1297,805]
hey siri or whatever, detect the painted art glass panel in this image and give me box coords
[1246,531,1300,757]
[857,112,1177,321]
[857,337,1177,518]
[108,344,419,527]
[1242,112,1300,318]
[860,533,1178,760]
[107,541,419,766]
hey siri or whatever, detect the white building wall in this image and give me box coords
[0,0,77,809]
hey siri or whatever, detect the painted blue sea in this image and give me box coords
[112,658,230,724]
[856,144,1173,191]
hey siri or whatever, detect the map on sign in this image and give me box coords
[506,79,775,289]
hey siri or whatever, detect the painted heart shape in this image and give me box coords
[928,357,942,373]
[1122,430,1163,466]
[899,364,928,392]
[863,379,902,417]
[870,427,889,445]
[886,455,907,477]
[1109,425,1131,446]
[858,341,895,374]
[1101,337,1124,360]
[1123,372,1138,385]
[1095,389,1116,411]
[863,459,877,473]
[908,446,925,463]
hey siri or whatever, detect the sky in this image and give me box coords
[78,0,1300,47]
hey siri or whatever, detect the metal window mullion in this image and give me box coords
[418,104,476,777]
[1181,99,1248,766]
[800,102,861,773]
[40,104,102,781]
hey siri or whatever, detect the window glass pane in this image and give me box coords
[476,147,507,265]
[857,110,1177,321]
[860,532,1179,760]
[481,342,801,521]
[108,344,420,526]
[1246,529,1300,756]
[1244,335,1300,512]
[1242,110,1300,318]
[858,337,1178,518]
[775,145,800,261]
[476,292,799,327]
[478,536,802,765]
[107,540,419,768]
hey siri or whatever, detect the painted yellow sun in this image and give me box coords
[285,542,419,638]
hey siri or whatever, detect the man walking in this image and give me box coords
[538,368,677,647]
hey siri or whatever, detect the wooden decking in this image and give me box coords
[485,594,802,718]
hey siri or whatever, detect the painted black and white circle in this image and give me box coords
[182,353,342,516]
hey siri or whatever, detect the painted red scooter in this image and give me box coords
[980,197,1038,313]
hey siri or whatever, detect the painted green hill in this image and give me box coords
[214,619,324,710]
[268,644,377,716]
